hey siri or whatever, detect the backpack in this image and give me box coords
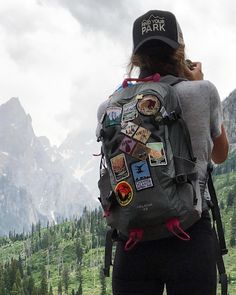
[97,75,229,295]
[97,74,202,248]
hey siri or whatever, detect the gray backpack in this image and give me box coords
[97,75,202,252]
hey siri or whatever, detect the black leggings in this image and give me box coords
[112,212,217,295]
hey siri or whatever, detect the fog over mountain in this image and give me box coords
[0,97,97,235]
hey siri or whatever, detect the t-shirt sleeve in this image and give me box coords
[208,82,222,139]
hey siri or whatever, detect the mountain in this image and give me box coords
[222,89,236,148]
[0,98,96,235]
[59,129,101,200]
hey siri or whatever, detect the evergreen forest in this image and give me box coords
[0,151,236,295]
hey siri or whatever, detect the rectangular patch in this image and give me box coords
[133,126,151,143]
[121,100,138,122]
[131,161,153,191]
[105,107,122,127]
[146,142,167,166]
[132,142,150,161]
[121,121,139,137]
[110,153,129,182]
[119,136,137,155]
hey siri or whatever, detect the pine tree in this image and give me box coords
[11,270,24,295]
[230,210,236,247]
[62,266,70,293]
[75,240,83,265]
[27,276,35,295]
[49,285,53,295]
[57,280,62,295]
[40,267,48,295]
[0,264,6,295]
[99,267,106,295]
[77,277,82,295]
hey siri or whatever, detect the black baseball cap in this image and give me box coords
[132,10,184,54]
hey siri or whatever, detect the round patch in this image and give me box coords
[115,181,133,206]
[137,95,161,115]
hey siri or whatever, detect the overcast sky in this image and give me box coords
[0,0,235,147]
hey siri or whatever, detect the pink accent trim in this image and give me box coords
[122,73,161,88]
[103,210,110,218]
[124,229,143,251]
[166,218,191,241]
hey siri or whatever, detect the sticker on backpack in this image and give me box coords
[131,160,153,191]
[137,94,161,115]
[121,121,139,137]
[115,181,133,206]
[119,136,137,154]
[105,107,122,127]
[132,142,150,161]
[121,100,138,122]
[110,153,129,182]
[133,126,151,143]
[146,142,167,166]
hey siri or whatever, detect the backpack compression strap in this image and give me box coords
[207,164,228,295]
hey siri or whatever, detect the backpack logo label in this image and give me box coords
[141,15,165,35]
[131,160,153,191]
[119,136,137,154]
[122,100,138,122]
[146,142,167,166]
[137,95,161,115]
[110,154,129,182]
[115,181,133,206]
[105,107,122,127]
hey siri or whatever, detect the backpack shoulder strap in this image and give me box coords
[160,75,186,86]
[207,163,228,295]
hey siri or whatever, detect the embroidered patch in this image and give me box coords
[133,126,151,143]
[119,136,137,154]
[131,161,153,191]
[105,107,122,127]
[132,142,150,161]
[146,142,167,166]
[110,154,129,182]
[121,100,138,122]
[121,121,139,137]
[115,181,133,206]
[137,95,161,116]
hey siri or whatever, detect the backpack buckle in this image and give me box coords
[175,174,187,184]
[168,111,179,121]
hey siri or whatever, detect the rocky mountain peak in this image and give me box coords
[222,90,236,145]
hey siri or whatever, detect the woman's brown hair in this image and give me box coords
[128,41,194,80]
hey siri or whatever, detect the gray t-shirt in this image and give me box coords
[96,80,222,207]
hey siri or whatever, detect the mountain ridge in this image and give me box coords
[0,98,96,235]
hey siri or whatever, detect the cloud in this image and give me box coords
[0,0,236,147]
[45,0,139,43]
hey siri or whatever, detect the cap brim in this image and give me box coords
[133,36,179,54]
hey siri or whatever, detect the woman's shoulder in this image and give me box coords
[175,79,220,100]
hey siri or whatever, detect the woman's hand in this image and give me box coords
[191,62,204,80]
[185,61,204,81]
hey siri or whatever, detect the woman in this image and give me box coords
[97,10,228,295]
